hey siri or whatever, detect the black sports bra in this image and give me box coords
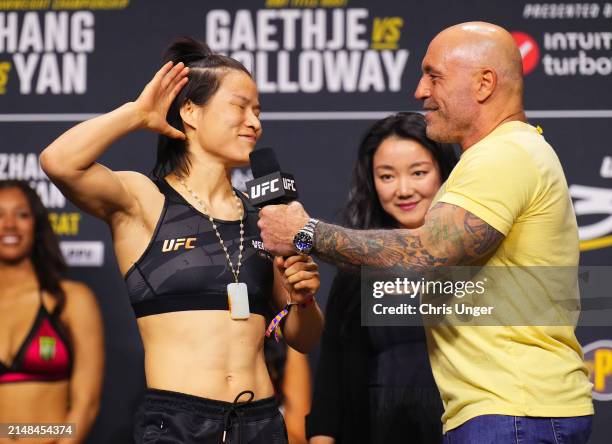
[125,179,275,318]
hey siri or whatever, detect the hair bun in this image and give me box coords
[164,36,213,65]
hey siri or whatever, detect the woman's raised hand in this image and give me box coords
[133,61,189,139]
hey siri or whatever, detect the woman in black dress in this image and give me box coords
[306,112,458,444]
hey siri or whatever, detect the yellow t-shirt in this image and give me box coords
[429,121,594,432]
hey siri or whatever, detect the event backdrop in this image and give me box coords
[1,0,611,442]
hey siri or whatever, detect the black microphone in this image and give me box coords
[246,148,298,207]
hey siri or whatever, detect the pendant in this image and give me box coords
[228,282,250,320]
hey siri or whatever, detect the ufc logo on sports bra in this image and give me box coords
[162,237,197,252]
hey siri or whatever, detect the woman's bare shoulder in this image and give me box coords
[59,280,99,310]
[115,171,162,200]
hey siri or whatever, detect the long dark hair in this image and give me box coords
[153,37,252,179]
[335,113,459,338]
[0,180,66,312]
[344,112,458,230]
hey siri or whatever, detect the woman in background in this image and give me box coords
[0,180,104,444]
[306,112,458,444]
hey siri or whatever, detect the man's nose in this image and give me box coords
[414,76,430,101]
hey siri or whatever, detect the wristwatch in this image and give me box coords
[292,218,319,255]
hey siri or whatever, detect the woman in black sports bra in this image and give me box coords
[0,180,104,444]
[41,37,324,443]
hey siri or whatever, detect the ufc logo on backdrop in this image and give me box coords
[162,237,197,252]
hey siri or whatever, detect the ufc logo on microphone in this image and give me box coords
[251,179,280,198]
[283,178,296,191]
[162,237,197,252]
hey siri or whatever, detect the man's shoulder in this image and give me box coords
[477,122,556,160]
[457,135,537,174]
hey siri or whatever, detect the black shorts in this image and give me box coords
[134,388,288,444]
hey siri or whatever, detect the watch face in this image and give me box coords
[294,232,313,252]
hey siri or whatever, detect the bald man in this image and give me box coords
[259,22,593,443]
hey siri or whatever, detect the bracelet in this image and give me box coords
[287,296,315,309]
[265,297,316,342]
[298,296,315,308]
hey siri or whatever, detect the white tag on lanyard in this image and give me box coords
[228,282,250,319]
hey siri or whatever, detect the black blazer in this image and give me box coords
[306,270,444,444]
[306,271,370,443]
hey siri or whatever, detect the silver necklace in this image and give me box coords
[176,175,244,283]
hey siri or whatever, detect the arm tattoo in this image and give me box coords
[313,203,504,269]
[463,211,503,256]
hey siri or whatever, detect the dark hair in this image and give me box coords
[153,37,252,179]
[344,112,459,229]
[0,180,67,312]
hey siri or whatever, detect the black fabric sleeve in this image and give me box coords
[305,272,346,439]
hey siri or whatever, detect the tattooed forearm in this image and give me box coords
[313,222,445,270]
[312,203,504,269]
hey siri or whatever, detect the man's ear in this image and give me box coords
[476,68,496,103]
[179,100,198,130]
